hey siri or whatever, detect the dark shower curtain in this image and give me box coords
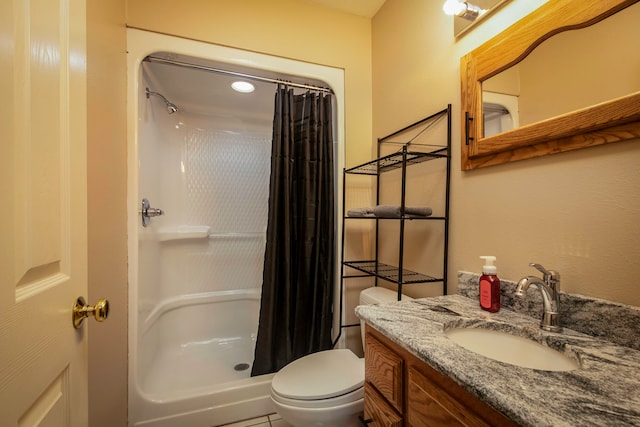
[251,85,335,376]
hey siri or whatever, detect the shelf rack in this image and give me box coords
[333,105,451,346]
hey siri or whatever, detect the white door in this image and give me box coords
[0,0,91,426]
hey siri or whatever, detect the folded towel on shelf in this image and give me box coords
[347,207,375,217]
[404,206,432,217]
[373,205,432,218]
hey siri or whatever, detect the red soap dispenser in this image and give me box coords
[479,256,500,313]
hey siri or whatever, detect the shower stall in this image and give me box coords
[127,29,344,426]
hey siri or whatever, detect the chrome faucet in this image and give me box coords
[515,263,562,332]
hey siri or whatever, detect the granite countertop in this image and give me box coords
[355,294,640,426]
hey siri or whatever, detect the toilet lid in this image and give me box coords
[271,349,364,400]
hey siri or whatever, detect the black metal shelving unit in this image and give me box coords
[333,105,451,346]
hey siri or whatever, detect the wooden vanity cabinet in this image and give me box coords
[364,324,517,427]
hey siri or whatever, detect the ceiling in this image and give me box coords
[309,0,387,17]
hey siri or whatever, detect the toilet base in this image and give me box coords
[271,396,363,427]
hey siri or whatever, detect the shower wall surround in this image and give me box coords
[151,119,271,299]
[137,102,272,387]
[132,70,275,425]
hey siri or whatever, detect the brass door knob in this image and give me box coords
[73,296,110,328]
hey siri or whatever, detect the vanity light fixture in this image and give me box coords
[231,81,255,93]
[442,0,486,21]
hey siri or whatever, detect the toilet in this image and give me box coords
[270,287,412,426]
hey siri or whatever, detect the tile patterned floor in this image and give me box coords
[220,413,292,427]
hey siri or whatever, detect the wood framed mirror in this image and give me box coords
[460,0,640,170]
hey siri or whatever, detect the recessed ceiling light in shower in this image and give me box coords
[231,81,255,93]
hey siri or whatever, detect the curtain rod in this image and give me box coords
[144,56,334,94]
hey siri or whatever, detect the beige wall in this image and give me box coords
[372,0,640,306]
[87,1,128,426]
[127,0,374,168]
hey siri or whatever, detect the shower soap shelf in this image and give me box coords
[157,225,211,242]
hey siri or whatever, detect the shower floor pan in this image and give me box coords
[138,289,260,400]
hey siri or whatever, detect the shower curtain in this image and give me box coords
[251,85,335,376]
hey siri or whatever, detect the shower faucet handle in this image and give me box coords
[145,207,164,217]
[140,198,164,227]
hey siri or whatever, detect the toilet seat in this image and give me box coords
[271,349,364,406]
[272,384,363,409]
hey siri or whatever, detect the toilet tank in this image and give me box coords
[359,287,413,349]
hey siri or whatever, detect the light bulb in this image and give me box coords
[442,0,466,16]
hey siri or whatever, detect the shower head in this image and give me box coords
[146,87,179,114]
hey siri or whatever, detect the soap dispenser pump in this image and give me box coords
[479,256,500,313]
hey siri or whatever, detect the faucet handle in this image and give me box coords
[529,263,550,275]
[529,263,560,285]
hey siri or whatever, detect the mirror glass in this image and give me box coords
[482,2,640,137]
[451,0,511,37]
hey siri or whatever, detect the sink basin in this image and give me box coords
[445,327,580,372]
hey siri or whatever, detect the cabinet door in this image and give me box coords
[365,332,404,412]
[408,367,502,427]
[407,367,467,426]
[364,382,402,427]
